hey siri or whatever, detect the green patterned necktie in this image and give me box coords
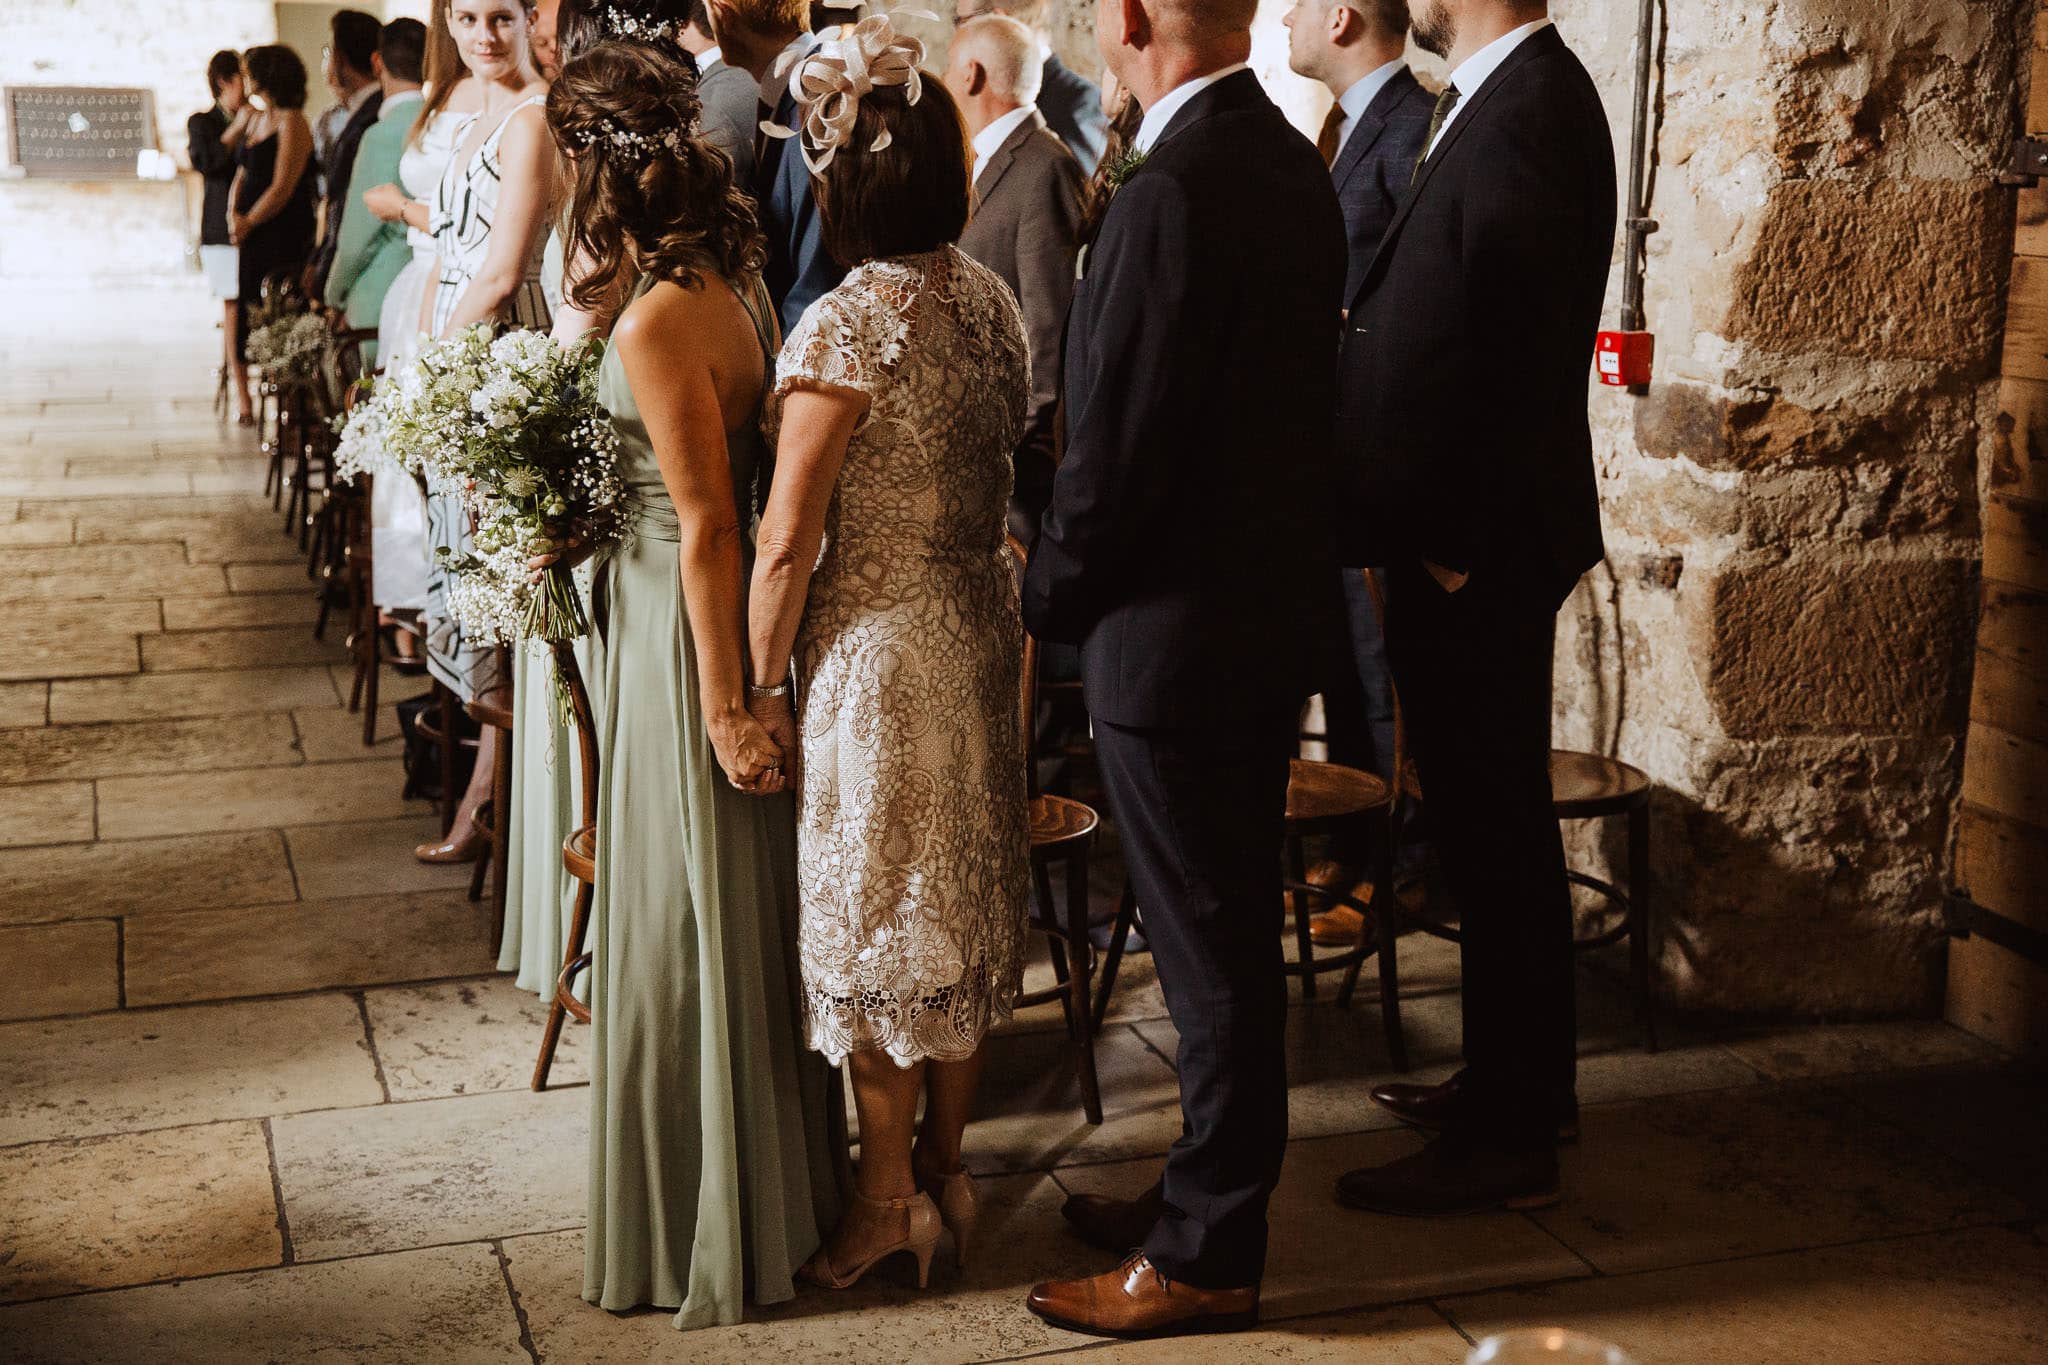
[1412,83,1461,185]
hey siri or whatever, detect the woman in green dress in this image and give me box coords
[541,41,838,1328]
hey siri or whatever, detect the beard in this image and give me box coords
[1414,1,1456,58]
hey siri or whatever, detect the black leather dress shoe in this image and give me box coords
[1334,1134,1560,1217]
[1370,1070,1581,1143]
[1060,1179,1166,1253]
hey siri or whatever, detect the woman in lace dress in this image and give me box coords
[747,19,1031,1291]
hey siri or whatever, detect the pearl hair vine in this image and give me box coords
[563,119,688,164]
[759,3,940,174]
[599,3,681,42]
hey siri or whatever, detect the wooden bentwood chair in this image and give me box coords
[533,640,598,1091]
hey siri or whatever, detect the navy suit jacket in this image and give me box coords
[1023,71,1346,728]
[756,78,847,335]
[1336,26,1616,605]
[1330,67,1433,305]
[1037,53,1109,176]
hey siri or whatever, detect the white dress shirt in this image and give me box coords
[1424,17,1551,158]
[971,104,1036,184]
[1329,58,1407,164]
[1133,62,1252,154]
[696,45,723,75]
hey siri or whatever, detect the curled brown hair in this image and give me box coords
[546,40,768,311]
[812,79,971,270]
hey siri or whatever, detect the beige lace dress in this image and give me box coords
[765,245,1033,1067]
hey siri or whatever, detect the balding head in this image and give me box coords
[1096,0,1256,107]
[953,14,1044,104]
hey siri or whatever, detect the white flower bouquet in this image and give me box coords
[246,310,333,381]
[329,379,395,487]
[381,325,626,649]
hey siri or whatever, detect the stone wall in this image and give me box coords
[1546,0,2021,1014]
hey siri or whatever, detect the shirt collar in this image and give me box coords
[760,30,823,109]
[972,104,1036,181]
[697,45,722,73]
[381,88,423,117]
[1445,17,1550,106]
[1336,58,1406,126]
[1133,62,1251,155]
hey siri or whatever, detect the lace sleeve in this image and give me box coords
[774,268,913,402]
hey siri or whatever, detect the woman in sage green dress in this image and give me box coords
[541,42,837,1328]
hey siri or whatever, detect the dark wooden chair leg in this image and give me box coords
[469,801,491,904]
[1063,846,1102,1125]
[1091,881,1138,1034]
[1287,831,1317,1000]
[489,724,512,940]
[361,637,381,745]
[1629,803,1657,1052]
[532,879,593,1091]
[438,685,460,835]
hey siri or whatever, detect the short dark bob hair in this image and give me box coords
[812,78,971,270]
[207,50,242,97]
[243,45,310,110]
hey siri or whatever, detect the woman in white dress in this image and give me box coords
[745,20,1032,1291]
[412,0,555,865]
[361,0,483,626]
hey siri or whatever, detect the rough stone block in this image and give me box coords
[1700,556,1976,737]
[1728,180,2010,368]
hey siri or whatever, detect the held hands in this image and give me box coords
[747,688,800,787]
[364,183,410,224]
[709,706,790,796]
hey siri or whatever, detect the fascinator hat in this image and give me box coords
[760,2,940,174]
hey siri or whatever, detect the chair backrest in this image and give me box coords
[1005,534,1041,800]
[551,639,601,830]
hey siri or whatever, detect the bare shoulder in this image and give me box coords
[615,278,732,355]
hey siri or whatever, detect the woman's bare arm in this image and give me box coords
[747,384,865,693]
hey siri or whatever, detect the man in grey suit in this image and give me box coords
[681,0,758,187]
[1283,0,1435,943]
[953,0,1109,173]
[948,13,1086,539]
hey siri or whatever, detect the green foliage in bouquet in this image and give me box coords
[380,325,627,653]
[246,310,334,382]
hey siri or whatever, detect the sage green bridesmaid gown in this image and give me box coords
[582,271,838,1328]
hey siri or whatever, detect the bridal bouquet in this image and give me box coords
[246,309,333,381]
[382,325,626,648]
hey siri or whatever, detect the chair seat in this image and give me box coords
[1030,793,1098,850]
[1286,758,1391,824]
[1550,749,1651,818]
[562,824,596,883]
[466,686,515,730]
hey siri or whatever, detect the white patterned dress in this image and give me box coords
[765,245,1034,1067]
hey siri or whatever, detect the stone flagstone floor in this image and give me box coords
[2,286,2046,1364]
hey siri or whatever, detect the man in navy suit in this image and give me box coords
[1021,0,1344,1339]
[708,0,844,333]
[954,0,1110,173]
[1331,0,1616,1216]
[1282,0,1433,944]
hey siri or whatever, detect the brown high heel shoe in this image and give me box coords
[414,826,487,864]
[799,1189,942,1290]
[916,1165,980,1269]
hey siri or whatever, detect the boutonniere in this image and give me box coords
[1103,146,1148,192]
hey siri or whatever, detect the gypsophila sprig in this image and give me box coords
[379,325,627,660]
[246,310,333,381]
[329,378,393,487]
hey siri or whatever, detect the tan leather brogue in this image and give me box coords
[1025,1252,1258,1340]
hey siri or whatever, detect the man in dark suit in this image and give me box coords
[709,0,844,333]
[304,9,383,299]
[1331,0,1616,1215]
[954,0,1110,173]
[1283,0,1434,945]
[1020,0,1344,1339]
[680,0,760,185]
[947,12,1085,540]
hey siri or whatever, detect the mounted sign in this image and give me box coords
[5,86,157,179]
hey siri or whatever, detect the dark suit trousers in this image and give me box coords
[1382,565,1575,1151]
[1092,714,1292,1288]
[1320,567,1401,868]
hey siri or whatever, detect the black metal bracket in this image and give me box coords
[1998,137,2048,187]
[1944,891,2048,967]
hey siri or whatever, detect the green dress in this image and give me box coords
[582,271,838,1328]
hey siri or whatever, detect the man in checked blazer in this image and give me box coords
[948,12,1086,541]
